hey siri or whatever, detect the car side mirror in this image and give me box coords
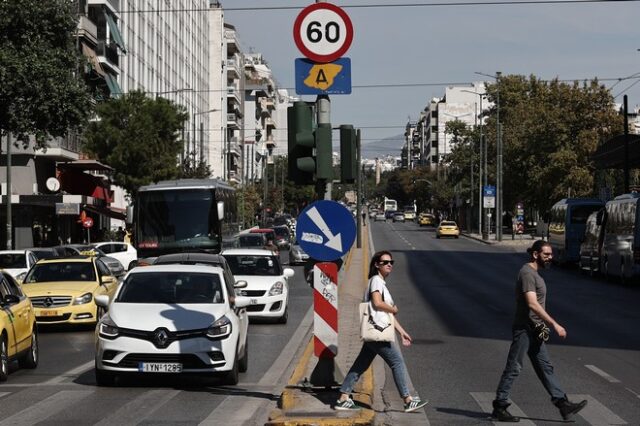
[234,280,248,289]
[95,295,110,308]
[283,268,295,278]
[2,294,20,306]
[100,277,112,285]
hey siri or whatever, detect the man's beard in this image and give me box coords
[537,257,552,269]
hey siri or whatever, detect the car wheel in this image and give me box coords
[277,307,289,324]
[19,328,38,369]
[95,365,117,387]
[0,336,9,382]
[239,341,248,373]
[223,357,239,385]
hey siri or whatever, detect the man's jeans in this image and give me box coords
[340,340,410,399]
[495,327,566,403]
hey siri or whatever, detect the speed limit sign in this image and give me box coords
[293,2,353,63]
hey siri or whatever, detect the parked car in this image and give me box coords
[418,213,436,227]
[222,248,294,323]
[289,244,310,266]
[54,245,125,277]
[26,247,59,261]
[392,212,406,223]
[93,242,138,271]
[94,264,251,386]
[0,249,38,282]
[270,225,292,250]
[436,221,460,238]
[20,256,119,325]
[1,271,39,381]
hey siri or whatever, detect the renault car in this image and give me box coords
[20,257,119,325]
[94,264,251,386]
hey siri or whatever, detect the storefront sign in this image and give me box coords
[56,203,80,215]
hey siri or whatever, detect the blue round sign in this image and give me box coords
[296,200,356,261]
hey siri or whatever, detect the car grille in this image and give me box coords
[115,353,209,369]
[246,304,266,312]
[118,327,211,347]
[30,296,72,308]
[37,313,72,322]
[239,290,265,297]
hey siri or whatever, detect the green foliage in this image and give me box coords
[0,0,93,145]
[236,183,262,228]
[180,153,212,179]
[83,91,189,199]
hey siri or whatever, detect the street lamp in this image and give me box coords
[475,71,502,240]
[155,87,193,99]
[461,89,487,237]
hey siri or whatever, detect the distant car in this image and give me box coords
[0,250,38,282]
[93,242,138,271]
[375,213,386,222]
[153,252,242,290]
[289,244,310,266]
[418,213,436,227]
[436,221,460,238]
[94,264,251,386]
[26,247,59,261]
[52,245,125,277]
[1,271,39,382]
[369,210,377,219]
[237,233,267,249]
[403,211,416,221]
[222,248,294,323]
[20,256,120,325]
[392,213,406,223]
[385,210,397,220]
[270,225,292,250]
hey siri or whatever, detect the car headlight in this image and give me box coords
[72,292,93,305]
[268,281,284,296]
[206,315,232,339]
[98,315,119,339]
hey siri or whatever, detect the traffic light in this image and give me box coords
[340,124,357,183]
[315,123,333,181]
[288,101,315,185]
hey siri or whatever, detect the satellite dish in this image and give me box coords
[46,177,60,192]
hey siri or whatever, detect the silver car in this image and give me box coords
[288,244,309,266]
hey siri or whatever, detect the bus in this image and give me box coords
[601,193,640,283]
[547,198,604,264]
[131,179,238,260]
[384,197,398,213]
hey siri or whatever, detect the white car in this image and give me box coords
[93,242,138,271]
[222,248,294,323]
[0,249,38,282]
[94,264,251,386]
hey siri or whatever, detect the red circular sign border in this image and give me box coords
[293,2,353,63]
[83,217,94,228]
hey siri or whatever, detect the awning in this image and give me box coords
[592,134,640,169]
[104,74,122,98]
[105,12,127,53]
[81,43,105,77]
[83,204,126,221]
[58,159,114,172]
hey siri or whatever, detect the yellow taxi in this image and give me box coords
[1,270,38,381]
[419,213,436,227]
[436,221,460,238]
[20,257,119,325]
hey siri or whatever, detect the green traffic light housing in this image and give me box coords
[340,124,357,183]
[287,101,315,184]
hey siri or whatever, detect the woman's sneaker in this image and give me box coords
[335,398,361,411]
[404,398,429,413]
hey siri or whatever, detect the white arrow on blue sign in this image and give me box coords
[296,200,356,261]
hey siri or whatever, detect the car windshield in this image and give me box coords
[441,221,457,226]
[272,227,289,238]
[117,272,224,304]
[0,253,26,268]
[23,262,96,283]
[238,235,265,247]
[225,255,282,276]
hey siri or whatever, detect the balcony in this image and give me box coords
[226,59,240,78]
[229,138,242,157]
[227,86,241,104]
[95,41,119,71]
[227,113,238,129]
[224,29,239,53]
[77,16,97,45]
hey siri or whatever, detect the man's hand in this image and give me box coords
[554,323,567,339]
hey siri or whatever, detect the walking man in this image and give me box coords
[492,240,587,422]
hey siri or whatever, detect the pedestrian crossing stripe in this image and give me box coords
[470,392,535,426]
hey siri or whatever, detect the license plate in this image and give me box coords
[250,298,258,305]
[138,362,183,373]
[39,310,58,317]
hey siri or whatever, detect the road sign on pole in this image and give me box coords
[293,2,353,63]
[296,200,356,261]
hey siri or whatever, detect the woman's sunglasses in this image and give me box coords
[378,260,395,266]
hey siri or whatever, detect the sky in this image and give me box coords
[225,0,640,158]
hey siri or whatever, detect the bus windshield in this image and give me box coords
[137,189,220,254]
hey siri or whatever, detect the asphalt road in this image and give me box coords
[0,261,314,425]
[372,219,640,425]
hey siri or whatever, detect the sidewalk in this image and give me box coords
[462,232,538,252]
[267,225,427,425]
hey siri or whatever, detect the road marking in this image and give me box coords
[0,392,10,399]
[585,364,621,383]
[624,386,640,399]
[569,394,627,425]
[95,389,181,426]
[470,392,535,425]
[200,304,315,425]
[43,360,94,384]
[0,390,93,426]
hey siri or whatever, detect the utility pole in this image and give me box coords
[496,71,503,241]
[5,132,12,249]
[356,129,362,248]
[316,94,331,200]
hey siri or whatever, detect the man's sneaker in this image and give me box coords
[404,398,428,413]
[334,398,361,411]
[555,398,588,421]
[492,400,520,422]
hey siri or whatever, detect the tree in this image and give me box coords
[0,0,93,145]
[83,91,189,199]
[180,152,212,179]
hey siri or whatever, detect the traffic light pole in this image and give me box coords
[356,129,362,249]
[316,95,331,200]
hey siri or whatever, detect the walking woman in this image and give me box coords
[335,250,428,413]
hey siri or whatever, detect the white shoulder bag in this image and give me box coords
[359,281,396,342]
